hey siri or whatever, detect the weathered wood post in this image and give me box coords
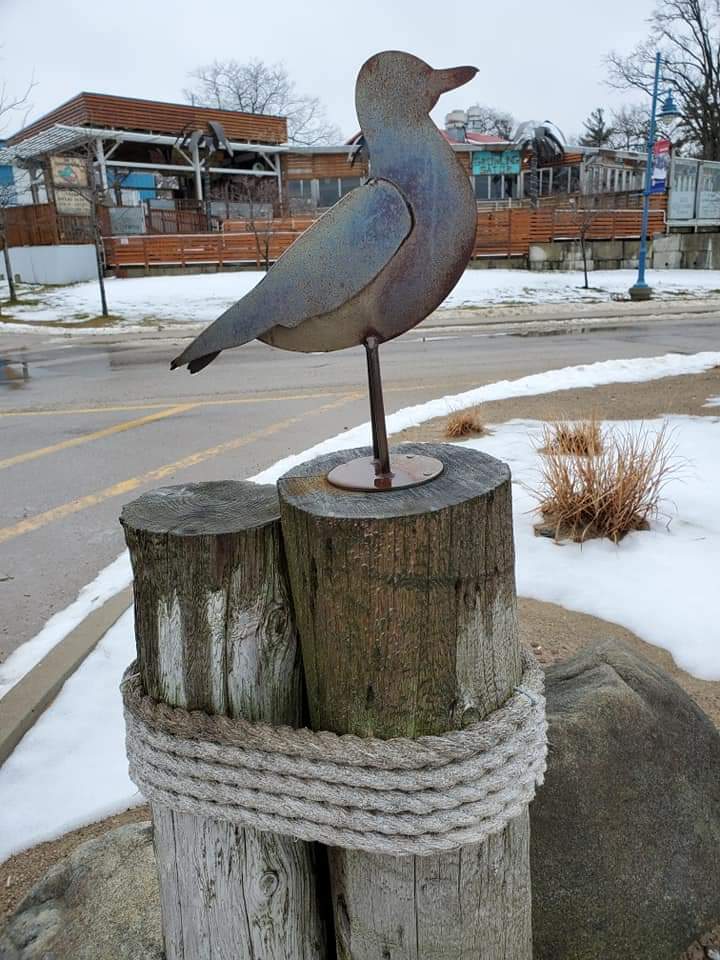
[121,480,327,960]
[278,442,533,960]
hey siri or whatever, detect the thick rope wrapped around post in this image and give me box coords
[122,649,547,857]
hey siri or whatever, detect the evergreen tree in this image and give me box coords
[580,108,615,147]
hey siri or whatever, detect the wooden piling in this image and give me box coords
[278,443,533,960]
[121,481,327,960]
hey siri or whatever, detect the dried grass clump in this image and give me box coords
[445,408,487,439]
[541,417,603,457]
[532,422,679,543]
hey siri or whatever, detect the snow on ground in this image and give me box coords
[0,553,132,699]
[0,609,140,858]
[469,416,720,683]
[1,350,720,861]
[2,267,720,333]
[441,267,720,309]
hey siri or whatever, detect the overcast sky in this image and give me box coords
[2,0,655,142]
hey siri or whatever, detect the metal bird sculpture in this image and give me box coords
[171,51,478,490]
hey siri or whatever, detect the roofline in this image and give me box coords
[9,90,287,142]
[77,91,287,123]
[8,91,84,141]
[286,141,513,155]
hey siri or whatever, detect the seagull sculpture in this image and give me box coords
[172,51,478,490]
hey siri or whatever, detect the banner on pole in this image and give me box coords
[651,140,671,194]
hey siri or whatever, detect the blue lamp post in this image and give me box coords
[629,51,682,301]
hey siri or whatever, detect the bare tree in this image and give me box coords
[221,177,278,271]
[0,180,18,307]
[568,198,601,289]
[465,105,515,139]
[606,0,720,158]
[0,71,35,305]
[185,59,341,146]
[53,143,132,317]
[609,104,650,151]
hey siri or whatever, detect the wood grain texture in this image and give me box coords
[278,444,533,960]
[121,481,327,960]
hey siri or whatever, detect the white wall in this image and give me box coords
[2,244,97,284]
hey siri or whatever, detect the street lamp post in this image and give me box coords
[629,51,681,301]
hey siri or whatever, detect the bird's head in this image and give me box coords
[356,51,477,125]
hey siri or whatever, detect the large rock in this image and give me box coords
[531,640,720,959]
[0,822,162,960]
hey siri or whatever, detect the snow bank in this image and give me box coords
[0,553,132,698]
[252,351,720,483]
[0,609,141,860]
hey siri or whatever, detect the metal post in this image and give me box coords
[95,138,109,192]
[191,142,203,201]
[365,336,391,476]
[630,50,661,300]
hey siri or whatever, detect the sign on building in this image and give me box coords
[697,160,720,220]
[50,156,92,216]
[668,157,699,220]
[51,156,88,189]
[471,150,521,176]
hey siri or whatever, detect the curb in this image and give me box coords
[0,587,133,766]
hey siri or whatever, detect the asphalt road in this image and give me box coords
[1,303,719,661]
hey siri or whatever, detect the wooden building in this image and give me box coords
[5,92,288,223]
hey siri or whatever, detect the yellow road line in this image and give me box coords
[0,393,359,545]
[0,403,198,470]
[0,380,476,418]
[0,391,351,418]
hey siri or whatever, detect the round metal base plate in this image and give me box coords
[327,453,444,492]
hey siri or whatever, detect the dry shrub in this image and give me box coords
[532,422,679,543]
[445,408,487,439]
[541,417,603,457]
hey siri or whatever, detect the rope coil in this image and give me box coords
[122,649,547,857]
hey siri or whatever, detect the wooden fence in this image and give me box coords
[5,204,94,246]
[104,231,299,269]
[105,206,667,270]
[473,207,667,259]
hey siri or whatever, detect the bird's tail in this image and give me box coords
[170,288,274,374]
[170,350,220,374]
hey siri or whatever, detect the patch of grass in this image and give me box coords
[540,417,603,457]
[445,408,488,439]
[531,422,680,543]
[0,313,123,330]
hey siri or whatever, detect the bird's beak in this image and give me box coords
[430,65,478,96]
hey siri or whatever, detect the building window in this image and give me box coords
[318,177,340,207]
[537,169,553,195]
[288,179,313,199]
[339,177,361,197]
[490,174,504,199]
[474,175,490,200]
[569,165,581,193]
[551,168,568,194]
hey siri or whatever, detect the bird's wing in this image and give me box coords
[171,178,412,372]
